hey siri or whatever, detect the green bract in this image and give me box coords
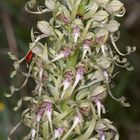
[8,0,135,140]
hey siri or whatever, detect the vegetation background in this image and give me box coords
[0,0,140,140]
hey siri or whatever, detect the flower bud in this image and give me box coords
[58,12,69,24]
[105,0,123,12]
[96,0,109,5]
[37,21,53,35]
[45,0,56,11]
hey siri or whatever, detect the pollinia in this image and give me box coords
[8,0,136,140]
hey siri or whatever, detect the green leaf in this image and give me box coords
[66,48,80,68]
[81,19,93,39]
[77,117,96,140]
[55,108,73,123]
[70,0,81,21]
[77,0,88,14]
[42,121,49,140]
[76,88,90,101]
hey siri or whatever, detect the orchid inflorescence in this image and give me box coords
[8,0,135,140]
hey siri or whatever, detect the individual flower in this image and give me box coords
[58,12,69,25]
[51,48,71,63]
[70,66,86,96]
[36,102,53,123]
[61,71,73,98]
[53,127,64,139]
[36,104,46,122]
[82,39,92,59]
[91,86,107,118]
[44,102,53,124]
[75,66,85,82]
[96,29,109,56]
[79,103,91,116]
[61,115,81,140]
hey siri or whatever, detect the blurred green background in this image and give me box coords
[0,0,140,140]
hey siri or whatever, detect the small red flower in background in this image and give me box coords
[25,51,33,63]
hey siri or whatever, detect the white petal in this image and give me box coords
[101,135,105,140]
[46,111,52,123]
[101,45,106,56]
[73,116,81,127]
[74,33,79,43]
[97,101,101,118]
[36,115,41,122]
[31,129,36,140]
[51,53,64,62]
[54,129,60,139]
